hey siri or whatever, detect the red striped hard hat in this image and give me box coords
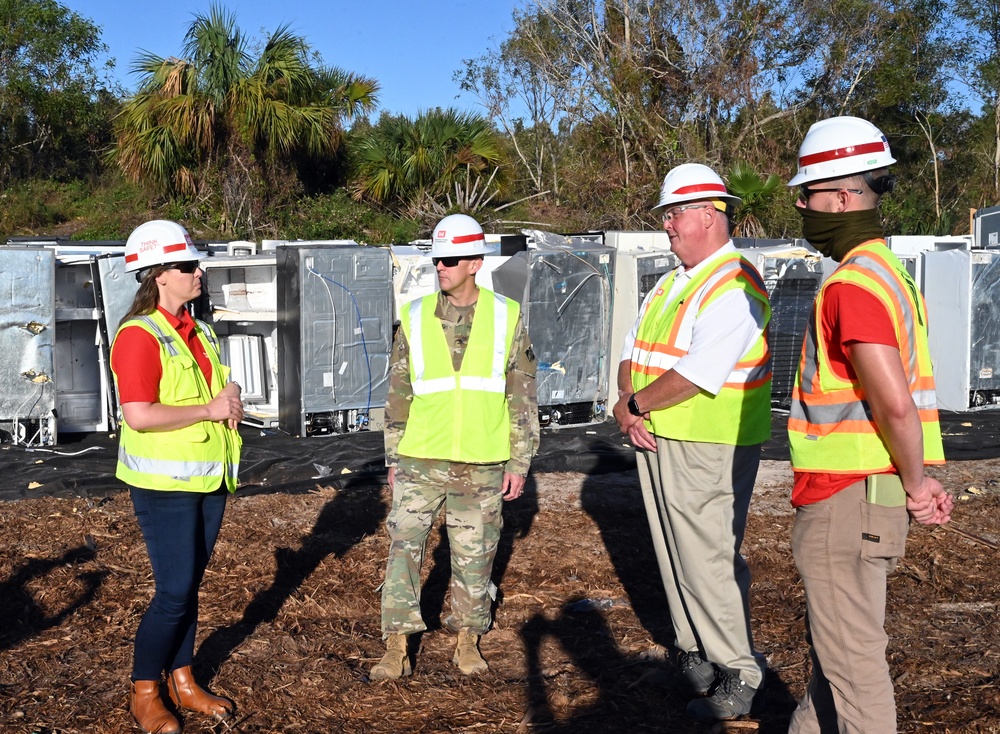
[430,214,493,257]
[124,220,203,273]
[788,116,896,186]
[652,163,740,212]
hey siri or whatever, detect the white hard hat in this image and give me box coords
[124,219,203,273]
[430,214,494,258]
[653,163,741,212]
[788,116,896,186]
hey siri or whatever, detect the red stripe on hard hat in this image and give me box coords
[799,141,886,167]
[452,233,486,244]
[125,253,139,263]
[163,242,188,253]
[673,183,727,195]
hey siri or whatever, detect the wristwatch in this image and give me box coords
[627,394,642,416]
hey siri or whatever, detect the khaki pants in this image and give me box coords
[636,437,763,687]
[789,480,909,734]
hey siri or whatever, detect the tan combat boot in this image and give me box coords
[453,628,488,675]
[370,633,411,680]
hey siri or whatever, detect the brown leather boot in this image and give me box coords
[130,680,180,734]
[167,666,234,719]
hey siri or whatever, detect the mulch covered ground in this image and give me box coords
[1,458,999,733]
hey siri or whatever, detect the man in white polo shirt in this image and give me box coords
[613,163,772,722]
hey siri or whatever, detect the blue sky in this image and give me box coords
[66,0,522,118]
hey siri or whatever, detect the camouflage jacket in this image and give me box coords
[385,289,539,475]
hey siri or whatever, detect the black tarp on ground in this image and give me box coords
[1,411,999,501]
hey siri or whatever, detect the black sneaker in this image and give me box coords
[686,670,760,721]
[678,650,716,696]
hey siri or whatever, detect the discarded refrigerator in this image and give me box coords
[491,232,615,427]
[197,250,282,428]
[276,244,394,436]
[923,248,1000,410]
[0,247,58,445]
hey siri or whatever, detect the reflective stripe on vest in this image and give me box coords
[397,290,519,463]
[788,240,944,473]
[630,251,772,445]
[114,310,241,492]
[408,293,510,396]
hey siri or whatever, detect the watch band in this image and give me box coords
[628,394,642,416]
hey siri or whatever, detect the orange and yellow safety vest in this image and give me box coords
[630,251,772,445]
[788,240,944,473]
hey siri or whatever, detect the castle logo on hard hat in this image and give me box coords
[437,229,447,239]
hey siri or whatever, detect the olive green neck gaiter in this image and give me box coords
[797,207,885,262]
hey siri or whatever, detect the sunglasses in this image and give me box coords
[798,186,863,202]
[165,261,200,274]
[432,256,473,268]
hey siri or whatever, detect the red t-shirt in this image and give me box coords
[791,282,899,507]
[111,306,213,403]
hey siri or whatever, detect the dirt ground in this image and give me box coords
[1,458,999,734]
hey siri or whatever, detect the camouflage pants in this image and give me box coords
[380,457,504,636]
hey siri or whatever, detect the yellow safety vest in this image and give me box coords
[630,251,772,445]
[397,290,520,463]
[114,310,242,492]
[788,240,944,473]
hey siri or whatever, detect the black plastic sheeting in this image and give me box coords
[1,411,998,502]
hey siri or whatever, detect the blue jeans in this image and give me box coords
[130,485,227,681]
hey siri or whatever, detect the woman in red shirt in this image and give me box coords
[112,220,243,734]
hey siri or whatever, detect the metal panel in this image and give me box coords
[221,334,267,401]
[608,248,678,404]
[970,252,1000,404]
[924,249,973,411]
[94,254,140,426]
[54,318,104,431]
[0,248,57,444]
[51,257,108,432]
[732,237,797,249]
[95,255,138,340]
[277,245,393,436]
[742,246,825,409]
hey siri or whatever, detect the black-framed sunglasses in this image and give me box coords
[798,186,864,203]
[432,256,473,268]
[165,261,200,274]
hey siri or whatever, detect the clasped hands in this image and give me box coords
[612,391,656,452]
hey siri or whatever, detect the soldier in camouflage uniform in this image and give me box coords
[371,214,539,680]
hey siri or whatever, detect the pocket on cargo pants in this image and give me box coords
[860,501,909,572]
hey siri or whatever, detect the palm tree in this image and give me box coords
[727,162,783,238]
[352,108,506,222]
[111,4,378,234]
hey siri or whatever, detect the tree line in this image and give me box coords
[2,0,999,242]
